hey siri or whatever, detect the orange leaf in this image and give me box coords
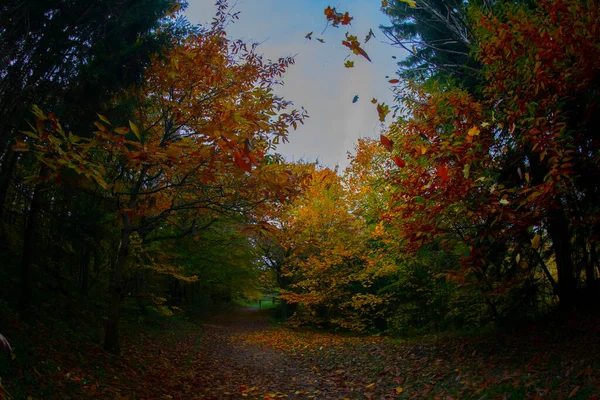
[233,150,252,172]
[388,79,400,84]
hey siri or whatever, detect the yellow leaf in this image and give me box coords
[396,387,404,394]
[531,233,541,249]
[129,121,141,140]
[400,0,417,7]
[467,126,480,137]
[463,163,470,178]
[97,114,112,126]
[366,383,375,388]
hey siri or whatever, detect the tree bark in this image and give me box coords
[103,215,131,355]
[103,165,147,354]
[19,165,47,310]
[546,205,577,306]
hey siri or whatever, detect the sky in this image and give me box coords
[185,0,406,169]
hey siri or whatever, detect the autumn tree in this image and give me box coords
[0,0,185,310]
[10,0,306,353]
[383,0,600,315]
[272,165,388,331]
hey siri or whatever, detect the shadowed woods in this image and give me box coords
[2,0,600,398]
[3,306,600,399]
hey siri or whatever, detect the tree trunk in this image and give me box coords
[546,206,577,306]
[19,166,47,310]
[0,149,17,223]
[280,298,288,322]
[103,214,132,355]
[80,249,90,295]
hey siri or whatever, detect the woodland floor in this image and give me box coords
[2,306,600,399]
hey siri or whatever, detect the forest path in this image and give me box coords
[191,307,600,400]
[4,305,599,399]
[194,306,329,399]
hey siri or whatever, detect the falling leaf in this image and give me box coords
[388,79,400,84]
[376,102,390,122]
[352,95,359,103]
[305,32,313,40]
[344,60,354,68]
[380,134,393,152]
[365,29,375,43]
[371,98,378,104]
[316,38,325,43]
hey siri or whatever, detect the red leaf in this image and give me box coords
[233,150,252,172]
[392,156,405,168]
[437,164,450,182]
[388,79,400,84]
[380,135,394,152]
[357,47,372,62]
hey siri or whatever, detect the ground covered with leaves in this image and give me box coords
[1,306,599,399]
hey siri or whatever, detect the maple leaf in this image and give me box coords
[342,33,372,62]
[344,60,355,68]
[316,38,325,43]
[376,102,390,122]
[365,29,375,43]
[388,79,400,84]
[305,32,313,40]
[324,6,335,19]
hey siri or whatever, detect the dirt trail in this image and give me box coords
[195,307,329,399]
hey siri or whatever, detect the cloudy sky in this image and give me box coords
[185,0,406,168]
